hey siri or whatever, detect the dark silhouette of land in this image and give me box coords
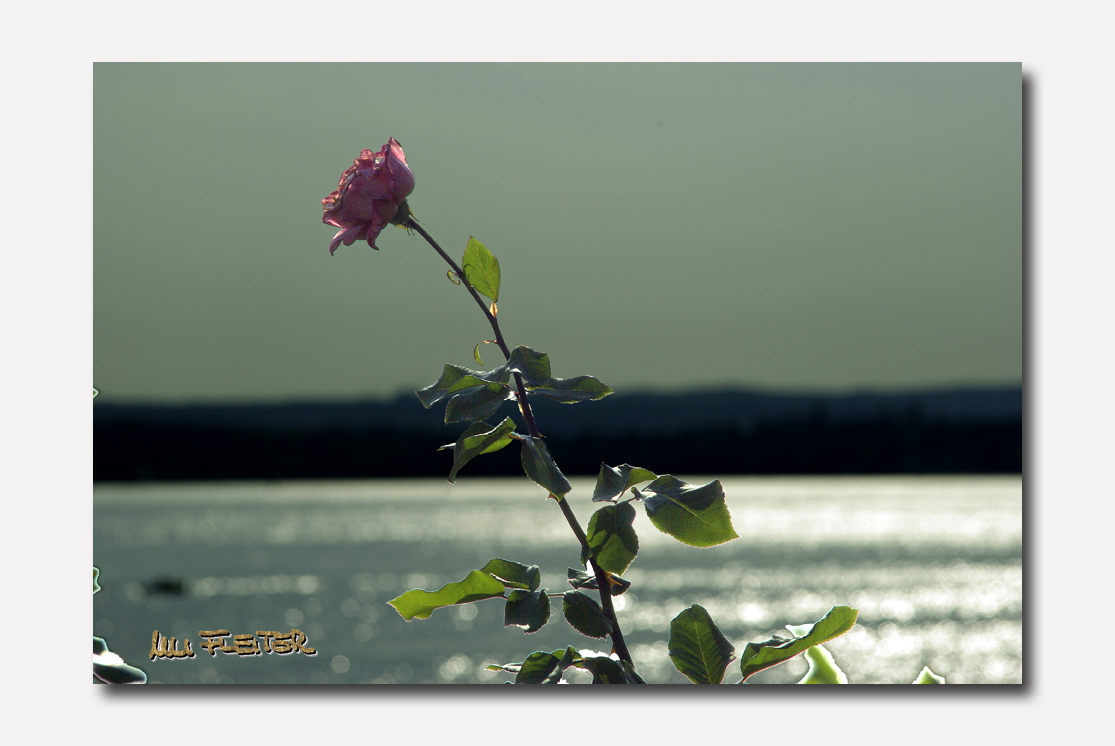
[94,386,1022,481]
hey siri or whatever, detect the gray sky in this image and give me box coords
[93,63,1021,403]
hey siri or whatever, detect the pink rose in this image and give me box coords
[322,138,415,254]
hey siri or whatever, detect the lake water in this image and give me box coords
[93,475,1023,685]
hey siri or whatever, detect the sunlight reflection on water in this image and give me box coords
[94,476,1022,685]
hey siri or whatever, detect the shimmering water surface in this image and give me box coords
[93,476,1022,685]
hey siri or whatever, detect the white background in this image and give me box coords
[3,0,1110,742]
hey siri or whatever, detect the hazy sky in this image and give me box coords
[93,63,1021,403]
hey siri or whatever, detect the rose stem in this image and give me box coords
[405,216,637,674]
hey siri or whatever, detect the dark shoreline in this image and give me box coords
[95,386,1022,481]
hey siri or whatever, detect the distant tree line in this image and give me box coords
[94,413,1022,481]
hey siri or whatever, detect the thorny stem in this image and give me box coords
[406,216,638,676]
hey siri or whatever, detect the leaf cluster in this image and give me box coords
[417,345,613,429]
[487,647,645,685]
[388,234,909,686]
[582,465,738,574]
[388,558,624,644]
[419,346,612,494]
[667,605,859,685]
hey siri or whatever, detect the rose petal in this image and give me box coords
[328,229,347,256]
[329,224,367,255]
[386,139,415,199]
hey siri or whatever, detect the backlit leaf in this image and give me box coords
[473,341,495,366]
[388,570,506,621]
[668,605,736,684]
[462,236,500,303]
[442,417,517,482]
[635,476,738,548]
[562,591,613,639]
[507,346,552,388]
[573,655,632,684]
[482,558,541,591]
[796,644,848,684]
[738,606,859,683]
[503,346,614,404]
[913,666,946,684]
[512,648,578,684]
[516,652,563,684]
[93,644,148,685]
[504,589,551,633]
[520,436,572,496]
[487,647,581,680]
[444,381,512,424]
[529,375,614,403]
[416,363,508,409]
[592,463,658,502]
[583,503,639,575]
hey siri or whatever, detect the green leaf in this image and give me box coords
[416,363,508,409]
[562,590,613,639]
[444,381,512,424]
[592,463,658,503]
[462,236,500,303]
[506,346,552,387]
[573,655,632,684]
[583,503,639,575]
[481,558,541,591]
[516,652,563,684]
[441,418,517,482]
[566,568,632,596]
[797,645,848,684]
[513,648,577,684]
[530,375,614,403]
[635,476,738,548]
[520,436,572,496]
[504,346,612,402]
[93,643,148,685]
[388,570,506,621]
[913,666,946,684]
[738,606,859,683]
[473,340,495,366]
[504,346,613,403]
[668,604,736,684]
[488,647,580,681]
[504,589,551,634]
